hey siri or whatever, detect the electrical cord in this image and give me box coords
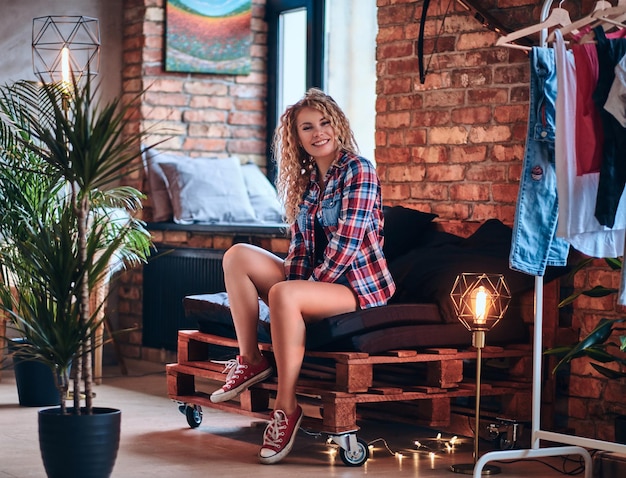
[464,411,589,476]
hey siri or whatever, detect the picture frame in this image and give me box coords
[165,0,253,75]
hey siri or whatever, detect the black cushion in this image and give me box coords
[182,219,563,353]
[341,314,528,353]
[305,303,442,350]
[383,206,438,263]
[389,219,568,323]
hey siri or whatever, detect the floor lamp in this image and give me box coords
[30,15,110,384]
[449,273,511,475]
[31,15,100,109]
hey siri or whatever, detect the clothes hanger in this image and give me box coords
[577,0,626,43]
[590,0,626,27]
[496,4,572,50]
[545,0,612,42]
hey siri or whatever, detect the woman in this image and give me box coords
[210,88,395,464]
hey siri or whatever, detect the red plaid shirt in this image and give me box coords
[284,152,395,309]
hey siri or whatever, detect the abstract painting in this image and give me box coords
[165,0,252,75]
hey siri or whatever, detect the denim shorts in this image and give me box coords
[509,47,570,276]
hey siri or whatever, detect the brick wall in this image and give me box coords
[376,0,543,235]
[115,0,271,364]
[374,0,626,444]
[116,0,626,442]
[123,0,269,194]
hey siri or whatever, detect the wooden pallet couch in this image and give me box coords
[166,212,567,438]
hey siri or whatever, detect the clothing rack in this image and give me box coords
[472,1,626,475]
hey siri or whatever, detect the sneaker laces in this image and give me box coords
[211,359,245,385]
[263,410,288,448]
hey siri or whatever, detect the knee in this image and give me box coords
[222,243,251,274]
[267,281,292,310]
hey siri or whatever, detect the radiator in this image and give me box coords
[142,246,225,351]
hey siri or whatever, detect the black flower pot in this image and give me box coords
[38,407,121,478]
[10,338,60,407]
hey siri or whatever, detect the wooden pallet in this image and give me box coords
[166,330,532,434]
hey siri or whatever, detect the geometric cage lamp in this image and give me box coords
[449,273,511,475]
[32,15,100,85]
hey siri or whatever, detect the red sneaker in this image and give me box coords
[210,355,273,403]
[258,405,303,464]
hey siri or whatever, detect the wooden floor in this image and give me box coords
[0,359,581,477]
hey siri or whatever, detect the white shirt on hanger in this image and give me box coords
[554,30,626,259]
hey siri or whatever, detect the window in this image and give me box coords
[266,0,377,177]
[325,0,377,164]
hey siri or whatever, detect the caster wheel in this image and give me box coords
[185,405,203,428]
[339,438,369,466]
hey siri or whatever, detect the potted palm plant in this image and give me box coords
[0,76,155,478]
[545,257,626,379]
[544,257,626,445]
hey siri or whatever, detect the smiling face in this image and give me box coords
[295,107,338,165]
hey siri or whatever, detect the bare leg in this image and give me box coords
[222,244,285,365]
[267,280,358,415]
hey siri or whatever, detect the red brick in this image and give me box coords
[144,92,188,107]
[378,111,412,129]
[182,138,227,152]
[149,78,187,93]
[569,375,603,399]
[378,3,415,25]
[182,110,228,123]
[381,183,412,201]
[469,125,512,143]
[449,145,488,163]
[228,111,265,125]
[410,182,450,200]
[451,106,491,124]
[423,90,465,108]
[387,94,421,112]
[467,88,509,104]
[428,126,469,144]
[450,183,489,201]
[493,64,529,84]
[472,204,516,222]
[432,203,471,220]
[406,129,428,145]
[387,164,427,182]
[451,68,493,88]
[378,25,406,43]
[412,110,451,127]
[387,130,406,146]
[492,183,519,203]
[228,139,266,155]
[381,77,413,95]
[378,42,414,60]
[189,96,233,110]
[376,147,411,164]
[494,105,528,123]
[412,145,448,163]
[426,164,466,181]
[456,31,500,50]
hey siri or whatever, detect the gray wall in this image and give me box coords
[0,0,123,102]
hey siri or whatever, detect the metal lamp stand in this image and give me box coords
[450,330,500,475]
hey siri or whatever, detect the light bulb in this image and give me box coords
[61,46,70,84]
[473,285,489,325]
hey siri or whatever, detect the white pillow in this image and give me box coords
[159,156,257,224]
[241,163,284,223]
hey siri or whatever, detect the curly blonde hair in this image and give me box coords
[272,88,359,224]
